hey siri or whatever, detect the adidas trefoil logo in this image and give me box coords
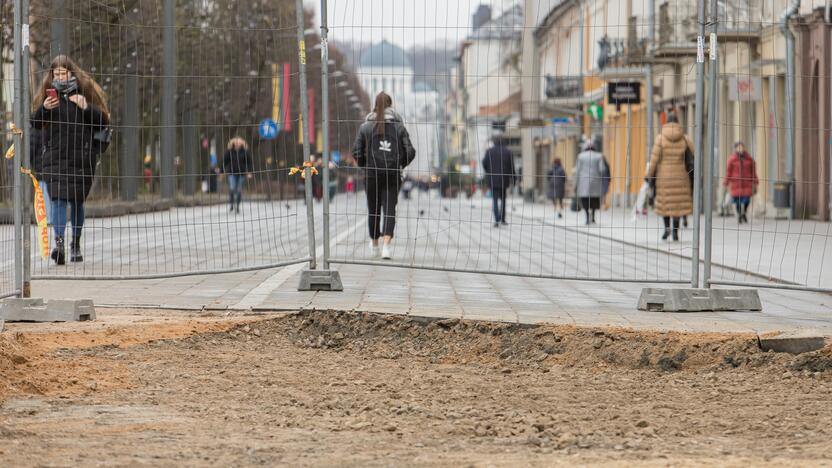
[378,140,392,152]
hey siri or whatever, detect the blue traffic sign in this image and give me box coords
[331,150,341,164]
[259,119,279,140]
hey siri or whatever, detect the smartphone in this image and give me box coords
[46,88,58,100]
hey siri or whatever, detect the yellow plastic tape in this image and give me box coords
[20,168,50,258]
[4,143,13,159]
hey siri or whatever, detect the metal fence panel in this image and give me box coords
[705,0,832,294]
[5,0,324,281]
[321,0,702,285]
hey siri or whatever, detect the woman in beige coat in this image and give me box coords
[646,114,693,241]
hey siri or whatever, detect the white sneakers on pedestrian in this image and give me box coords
[381,243,393,260]
[369,241,380,258]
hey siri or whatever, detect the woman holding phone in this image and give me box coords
[31,55,109,264]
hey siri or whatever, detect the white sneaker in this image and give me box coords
[381,243,393,260]
[369,241,380,258]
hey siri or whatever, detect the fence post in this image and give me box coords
[296,0,317,270]
[21,0,31,297]
[690,0,707,288]
[703,0,719,288]
[298,0,342,291]
[11,0,23,297]
[320,0,332,270]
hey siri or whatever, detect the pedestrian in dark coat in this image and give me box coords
[31,55,109,265]
[547,157,566,219]
[352,91,416,260]
[222,137,254,213]
[482,135,516,227]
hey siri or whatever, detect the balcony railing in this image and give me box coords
[657,2,698,47]
[635,0,762,57]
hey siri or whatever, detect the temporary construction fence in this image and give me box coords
[3,0,324,291]
[2,0,832,302]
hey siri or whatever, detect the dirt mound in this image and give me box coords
[790,346,832,372]
[0,315,251,403]
[250,310,827,374]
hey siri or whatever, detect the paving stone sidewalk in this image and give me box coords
[24,194,832,336]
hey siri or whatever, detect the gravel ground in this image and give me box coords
[1,309,831,467]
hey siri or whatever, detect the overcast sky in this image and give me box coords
[309,0,517,49]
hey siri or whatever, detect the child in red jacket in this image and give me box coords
[724,141,759,224]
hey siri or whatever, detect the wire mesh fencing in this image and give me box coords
[2,0,343,280]
[4,0,832,299]
[0,179,17,298]
[321,0,700,284]
[702,0,832,293]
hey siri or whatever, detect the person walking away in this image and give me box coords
[601,154,612,210]
[32,55,109,264]
[482,135,515,227]
[574,139,606,225]
[646,113,693,241]
[547,157,567,219]
[352,92,416,260]
[222,137,253,213]
[311,155,324,202]
[327,161,338,201]
[724,141,758,224]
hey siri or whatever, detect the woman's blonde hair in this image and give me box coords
[227,136,248,150]
[33,55,109,119]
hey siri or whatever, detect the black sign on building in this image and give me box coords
[608,81,641,109]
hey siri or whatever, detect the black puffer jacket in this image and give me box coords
[29,125,47,177]
[222,147,253,175]
[31,91,107,202]
[351,109,415,177]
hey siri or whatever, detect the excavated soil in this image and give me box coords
[1,309,831,467]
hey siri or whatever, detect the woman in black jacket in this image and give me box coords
[351,92,415,260]
[222,137,253,213]
[31,55,109,264]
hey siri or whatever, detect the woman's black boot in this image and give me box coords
[51,237,66,265]
[70,236,83,262]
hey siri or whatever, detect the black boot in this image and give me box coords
[70,237,83,263]
[51,237,66,265]
[672,229,679,242]
[662,229,670,240]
